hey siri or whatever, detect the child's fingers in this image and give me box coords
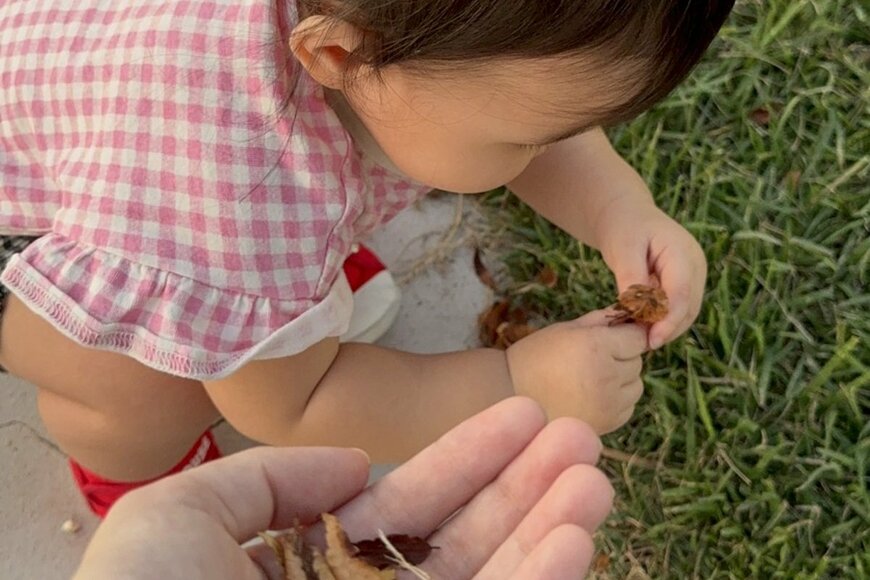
[649,251,705,348]
[608,239,653,296]
[604,324,648,359]
[649,284,694,348]
[616,356,643,385]
[618,379,644,409]
[571,308,618,328]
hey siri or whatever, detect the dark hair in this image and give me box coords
[300,0,735,126]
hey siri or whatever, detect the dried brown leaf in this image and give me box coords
[536,266,558,288]
[496,322,536,349]
[749,106,771,126]
[310,547,337,580]
[354,535,436,569]
[608,284,669,326]
[479,301,537,349]
[280,530,312,580]
[473,248,498,290]
[479,300,509,346]
[260,532,286,571]
[592,552,611,573]
[322,513,396,580]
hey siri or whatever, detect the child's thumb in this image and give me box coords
[610,251,652,293]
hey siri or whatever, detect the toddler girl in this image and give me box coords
[0,0,732,516]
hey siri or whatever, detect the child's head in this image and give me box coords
[289,1,734,192]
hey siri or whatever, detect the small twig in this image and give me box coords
[395,196,469,285]
[600,447,658,470]
[377,530,431,580]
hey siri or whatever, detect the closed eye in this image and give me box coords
[518,143,549,153]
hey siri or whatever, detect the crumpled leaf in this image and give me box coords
[535,266,558,289]
[322,513,396,580]
[353,535,435,569]
[749,106,771,126]
[309,546,337,580]
[281,529,316,580]
[263,514,435,578]
[473,248,498,291]
[609,284,669,326]
[479,300,537,349]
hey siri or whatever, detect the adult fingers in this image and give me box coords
[123,446,370,544]
[316,397,548,541]
[420,418,603,579]
[472,464,613,580]
[507,525,596,580]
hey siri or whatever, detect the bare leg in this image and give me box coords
[0,295,220,481]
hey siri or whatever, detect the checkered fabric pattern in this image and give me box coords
[0,0,430,379]
[0,236,37,320]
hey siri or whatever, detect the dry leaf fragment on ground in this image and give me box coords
[749,106,771,126]
[479,300,538,349]
[263,513,435,580]
[608,284,669,326]
[592,552,611,573]
[473,247,498,290]
[535,266,558,288]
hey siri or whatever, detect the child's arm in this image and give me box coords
[508,128,655,250]
[508,129,707,349]
[204,310,647,462]
[205,338,513,462]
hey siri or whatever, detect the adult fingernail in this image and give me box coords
[349,448,371,464]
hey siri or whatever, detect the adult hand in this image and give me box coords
[75,397,613,579]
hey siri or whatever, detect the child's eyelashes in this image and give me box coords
[518,143,550,154]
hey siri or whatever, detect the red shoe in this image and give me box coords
[69,430,221,518]
[341,244,401,343]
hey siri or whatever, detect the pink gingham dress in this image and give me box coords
[0,0,430,379]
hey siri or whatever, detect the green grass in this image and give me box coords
[482,0,869,577]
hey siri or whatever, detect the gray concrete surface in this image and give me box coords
[0,195,492,579]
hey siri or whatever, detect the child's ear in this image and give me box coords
[289,15,365,89]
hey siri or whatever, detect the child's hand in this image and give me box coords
[506,310,647,434]
[598,201,707,349]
